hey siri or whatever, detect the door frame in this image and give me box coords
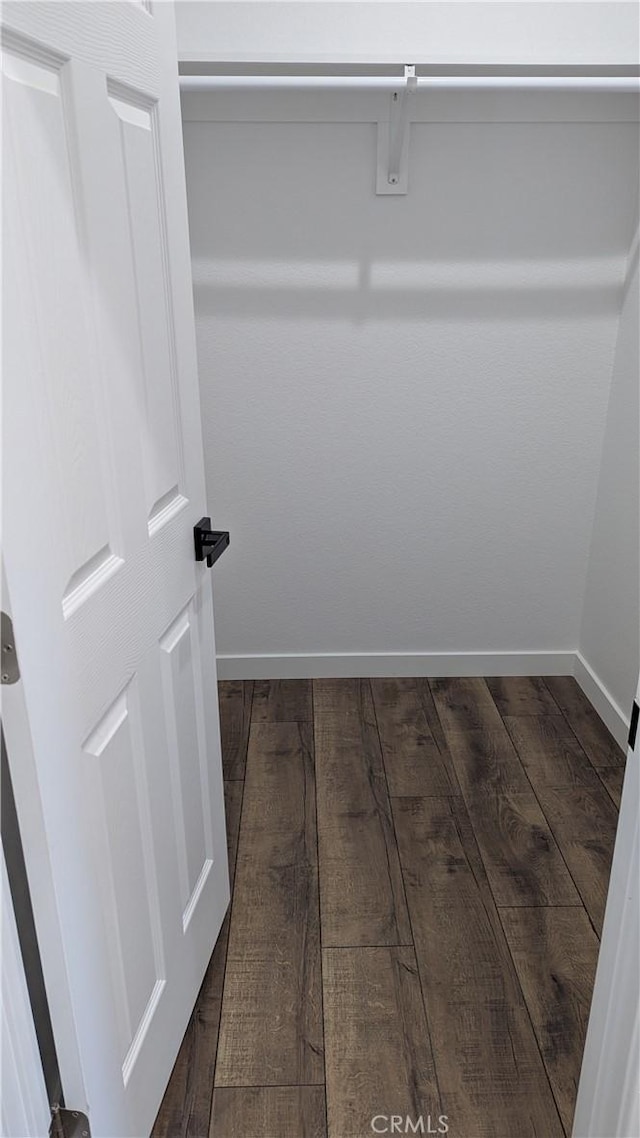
[1,720,62,1115]
[1,845,51,1138]
[572,678,640,1138]
[2,573,88,1113]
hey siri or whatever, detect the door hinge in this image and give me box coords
[628,700,639,752]
[50,1106,91,1138]
[1,611,19,684]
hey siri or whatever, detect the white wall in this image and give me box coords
[579,237,640,731]
[175,1,639,69]
[183,88,638,681]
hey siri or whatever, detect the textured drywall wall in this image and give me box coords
[175,1,639,68]
[183,104,638,665]
[581,239,640,720]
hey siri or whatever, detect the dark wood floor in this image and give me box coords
[153,676,624,1138]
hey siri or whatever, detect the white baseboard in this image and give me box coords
[217,649,631,749]
[574,652,631,751]
[216,650,576,681]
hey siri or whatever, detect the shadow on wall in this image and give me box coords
[190,255,626,322]
[185,120,639,323]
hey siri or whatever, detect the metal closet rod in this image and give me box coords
[179,62,640,77]
[179,62,640,91]
[180,75,640,92]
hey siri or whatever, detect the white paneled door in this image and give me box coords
[1,3,229,1135]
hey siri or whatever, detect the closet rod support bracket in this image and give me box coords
[376,64,417,195]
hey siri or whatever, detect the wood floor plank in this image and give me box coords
[415,679,451,755]
[323,946,440,1138]
[210,1087,326,1138]
[543,677,624,769]
[218,680,254,780]
[152,781,243,1137]
[503,715,601,790]
[371,677,457,796]
[597,765,625,809]
[463,789,581,908]
[215,722,323,1086]
[252,679,313,723]
[433,721,581,907]
[534,782,619,934]
[314,679,412,947]
[444,729,532,796]
[392,796,564,1138]
[487,676,559,717]
[500,906,599,1136]
[222,781,244,887]
[430,677,504,734]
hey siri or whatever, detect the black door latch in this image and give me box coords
[194,518,230,568]
[628,700,639,752]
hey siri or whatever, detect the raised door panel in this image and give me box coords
[83,680,166,1087]
[2,44,123,617]
[108,82,187,535]
[159,605,214,929]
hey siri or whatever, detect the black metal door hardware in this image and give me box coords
[194,518,230,568]
[50,1106,91,1138]
[628,700,639,751]
[1,611,19,684]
